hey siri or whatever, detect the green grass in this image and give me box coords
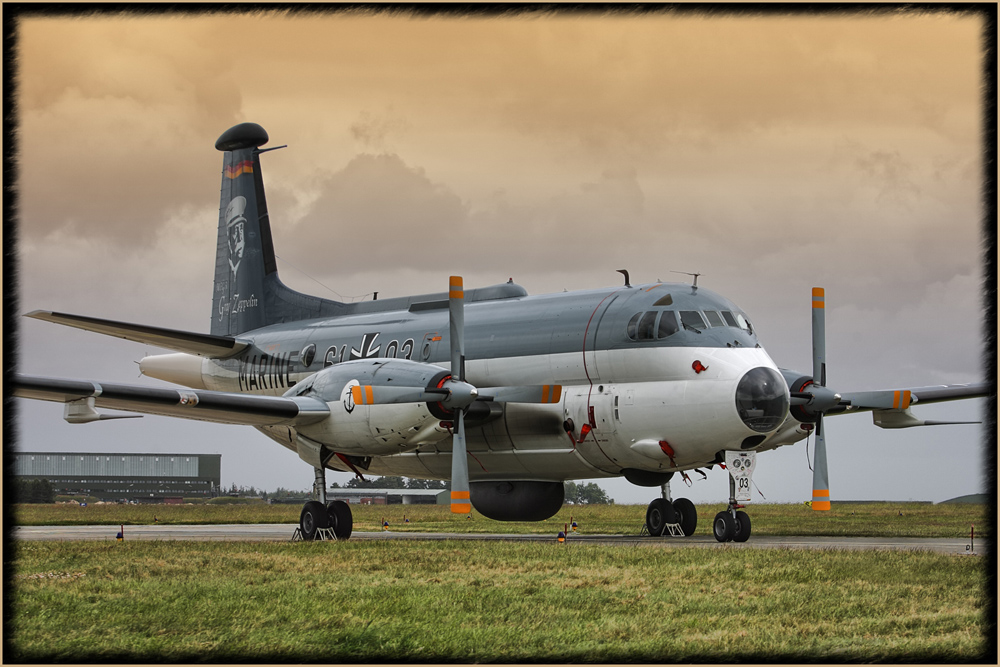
[8,540,987,661]
[13,501,986,539]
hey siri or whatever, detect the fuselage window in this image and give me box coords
[301,343,316,368]
[626,312,642,340]
[657,311,679,338]
[721,311,739,328]
[680,311,707,332]
[704,310,725,328]
[637,311,657,340]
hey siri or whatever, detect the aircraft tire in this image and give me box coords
[732,510,752,543]
[672,498,698,536]
[713,511,735,543]
[645,498,676,537]
[300,500,329,540]
[327,500,353,540]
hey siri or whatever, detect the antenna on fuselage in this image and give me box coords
[671,270,701,290]
[616,269,631,287]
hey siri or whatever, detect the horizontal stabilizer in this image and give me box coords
[25,311,249,358]
[14,374,329,427]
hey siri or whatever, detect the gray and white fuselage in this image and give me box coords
[141,281,803,483]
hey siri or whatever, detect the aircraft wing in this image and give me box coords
[840,382,990,410]
[13,375,329,427]
[24,311,249,358]
[835,382,989,429]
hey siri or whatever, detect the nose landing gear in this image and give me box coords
[714,451,755,543]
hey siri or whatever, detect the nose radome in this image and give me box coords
[735,367,789,433]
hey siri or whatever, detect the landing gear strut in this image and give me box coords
[299,466,353,540]
[714,451,755,543]
[645,479,697,537]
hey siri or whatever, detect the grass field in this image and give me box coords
[8,539,988,662]
[13,501,986,539]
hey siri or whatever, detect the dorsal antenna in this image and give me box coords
[671,270,701,289]
[616,269,631,287]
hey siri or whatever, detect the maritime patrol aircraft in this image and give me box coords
[14,122,988,542]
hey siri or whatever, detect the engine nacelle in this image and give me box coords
[470,480,565,521]
[291,359,455,457]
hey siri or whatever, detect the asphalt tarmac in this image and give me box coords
[11,524,982,554]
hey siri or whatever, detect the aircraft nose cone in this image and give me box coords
[735,367,789,433]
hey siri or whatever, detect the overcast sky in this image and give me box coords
[11,8,991,506]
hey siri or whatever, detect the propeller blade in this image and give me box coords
[450,408,471,514]
[447,276,472,515]
[477,384,563,404]
[811,414,830,510]
[449,276,465,382]
[811,287,826,387]
[350,384,448,406]
[810,287,831,512]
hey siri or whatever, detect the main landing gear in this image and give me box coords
[714,450,755,543]
[298,466,353,541]
[644,480,697,537]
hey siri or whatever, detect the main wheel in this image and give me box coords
[713,511,735,543]
[645,497,677,537]
[300,500,329,541]
[672,498,698,536]
[327,500,353,540]
[733,510,752,543]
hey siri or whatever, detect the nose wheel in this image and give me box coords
[714,451,756,542]
[713,507,751,543]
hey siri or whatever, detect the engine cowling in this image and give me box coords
[291,359,455,457]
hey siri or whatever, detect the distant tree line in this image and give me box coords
[15,479,55,504]
[247,478,611,503]
[345,476,449,490]
[564,481,612,505]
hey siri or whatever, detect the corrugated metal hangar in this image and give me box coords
[13,452,221,502]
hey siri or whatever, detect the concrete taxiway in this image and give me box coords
[11,524,982,554]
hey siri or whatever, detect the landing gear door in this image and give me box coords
[725,450,756,503]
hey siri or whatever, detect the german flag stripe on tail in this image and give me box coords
[225,160,254,179]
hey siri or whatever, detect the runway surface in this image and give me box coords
[12,524,982,554]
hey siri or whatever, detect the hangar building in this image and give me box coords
[13,452,221,502]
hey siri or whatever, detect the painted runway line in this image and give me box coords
[11,524,981,554]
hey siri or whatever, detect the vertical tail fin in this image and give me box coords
[212,123,274,336]
[211,123,345,336]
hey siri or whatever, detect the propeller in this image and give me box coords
[810,287,831,511]
[348,276,563,515]
[448,276,472,515]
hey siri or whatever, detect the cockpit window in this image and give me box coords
[703,310,725,328]
[736,313,753,335]
[721,311,739,327]
[636,311,657,340]
[657,311,679,338]
[679,311,707,332]
[626,312,642,340]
